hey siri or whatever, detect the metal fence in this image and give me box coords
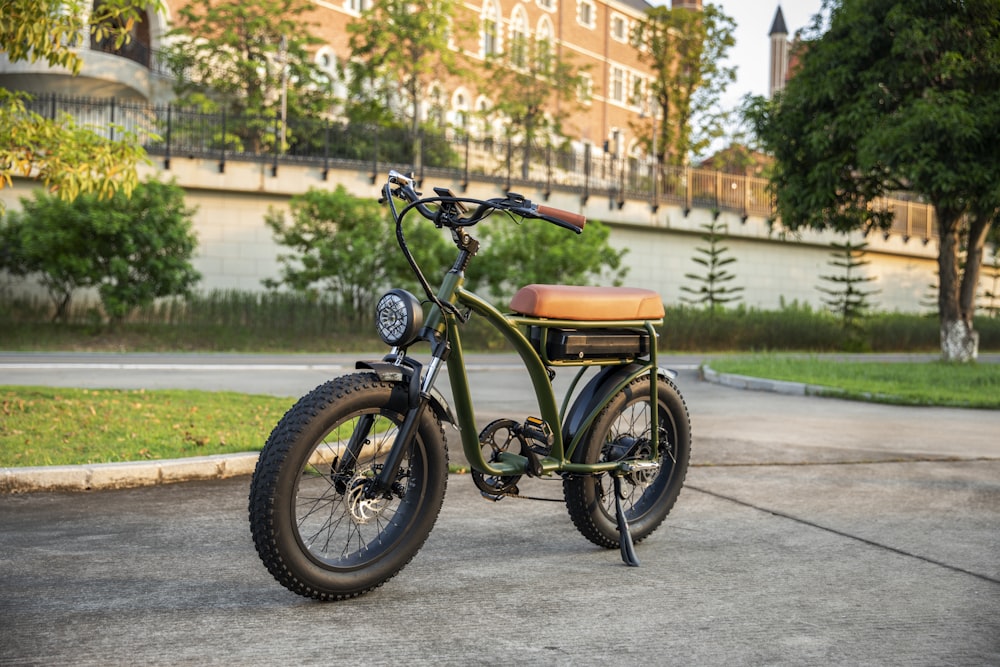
[22,93,937,238]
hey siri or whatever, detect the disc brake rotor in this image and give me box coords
[346,475,391,524]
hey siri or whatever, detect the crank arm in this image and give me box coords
[617,460,661,474]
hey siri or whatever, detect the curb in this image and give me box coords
[0,452,260,494]
[699,364,839,397]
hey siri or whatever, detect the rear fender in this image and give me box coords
[563,363,676,455]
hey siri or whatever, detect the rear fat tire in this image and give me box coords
[563,375,691,549]
[248,373,448,601]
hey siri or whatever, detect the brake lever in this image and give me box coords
[504,192,531,208]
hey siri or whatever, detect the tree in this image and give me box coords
[0,0,163,210]
[0,179,201,322]
[345,0,468,168]
[680,217,743,311]
[467,218,628,303]
[631,3,736,166]
[164,0,333,154]
[264,186,453,320]
[817,238,879,330]
[483,30,586,178]
[746,0,1000,362]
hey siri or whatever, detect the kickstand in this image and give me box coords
[613,474,640,567]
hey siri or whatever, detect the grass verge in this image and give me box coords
[3,356,998,468]
[0,386,291,467]
[707,355,1000,409]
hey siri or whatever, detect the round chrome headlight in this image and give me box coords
[375,289,424,347]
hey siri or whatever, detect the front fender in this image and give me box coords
[355,360,457,428]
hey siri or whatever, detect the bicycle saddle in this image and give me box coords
[510,284,665,321]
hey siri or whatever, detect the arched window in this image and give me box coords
[315,47,347,99]
[536,16,554,74]
[451,88,470,131]
[509,6,528,68]
[481,0,502,57]
[475,96,495,139]
[90,0,151,67]
[426,83,446,127]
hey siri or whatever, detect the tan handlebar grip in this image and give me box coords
[537,205,586,230]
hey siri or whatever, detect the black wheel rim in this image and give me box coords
[291,409,426,570]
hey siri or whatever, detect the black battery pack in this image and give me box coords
[529,327,650,362]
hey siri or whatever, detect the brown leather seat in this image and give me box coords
[510,284,665,321]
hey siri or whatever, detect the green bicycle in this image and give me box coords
[249,170,692,600]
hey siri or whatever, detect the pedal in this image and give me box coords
[480,485,517,502]
[518,417,551,477]
[521,416,553,449]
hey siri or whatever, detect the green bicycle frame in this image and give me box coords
[423,271,663,479]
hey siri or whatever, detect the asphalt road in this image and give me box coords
[1,353,998,665]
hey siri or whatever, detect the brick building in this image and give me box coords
[0,0,705,160]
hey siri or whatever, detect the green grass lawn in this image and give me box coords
[0,386,291,467]
[3,355,998,467]
[707,355,1000,409]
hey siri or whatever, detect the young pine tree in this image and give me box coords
[680,217,743,312]
[817,238,879,330]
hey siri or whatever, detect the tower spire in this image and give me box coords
[769,6,789,97]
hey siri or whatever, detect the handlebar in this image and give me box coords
[383,170,585,234]
[536,205,586,231]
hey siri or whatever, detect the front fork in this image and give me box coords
[363,344,448,498]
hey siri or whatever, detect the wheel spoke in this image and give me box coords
[565,376,690,550]
[289,410,421,567]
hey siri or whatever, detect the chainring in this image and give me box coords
[471,419,524,497]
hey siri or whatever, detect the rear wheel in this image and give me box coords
[563,374,691,549]
[248,373,448,601]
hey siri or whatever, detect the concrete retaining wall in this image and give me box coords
[1,157,943,312]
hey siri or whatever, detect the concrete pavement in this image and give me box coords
[1,353,998,664]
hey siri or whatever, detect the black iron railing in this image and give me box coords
[19,93,938,240]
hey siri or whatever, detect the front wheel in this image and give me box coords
[248,373,448,601]
[563,374,691,549]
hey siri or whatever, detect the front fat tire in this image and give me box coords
[563,375,691,550]
[248,373,448,601]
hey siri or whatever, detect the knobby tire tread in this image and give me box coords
[563,375,691,550]
[248,374,447,601]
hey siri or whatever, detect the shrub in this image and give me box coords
[0,179,200,323]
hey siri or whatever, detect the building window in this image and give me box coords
[345,0,369,13]
[611,14,627,43]
[90,0,151,67]
[510,7,528,68]
[578,73,593,104]
[611,67,624,103]
[452,88,470,130]
[476,97,494,138]
[426,83,445,126]
[577,0,595,29]
[482,1,501,57]
[631,75,645,108]
[537,0,555,10]
[536,18,554,74]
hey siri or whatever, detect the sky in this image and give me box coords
[709,0,825,108]
[705,0,822,108]
[652,0,825,108]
